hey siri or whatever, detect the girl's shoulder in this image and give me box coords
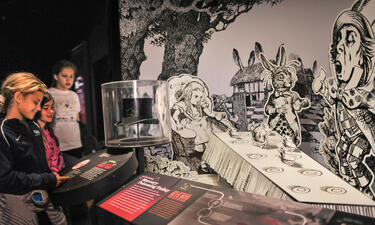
[47,87,58,93]
[0,118,24,130]
[48,88,77,96]
[0,119,40,133]
[0,118,27,146]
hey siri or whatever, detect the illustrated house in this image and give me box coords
[231,63,269,107]
[228,44,271,131]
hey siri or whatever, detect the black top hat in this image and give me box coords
[115,97,158,126]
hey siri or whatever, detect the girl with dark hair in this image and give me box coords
[36,92,89,225]
[34,92,66,173]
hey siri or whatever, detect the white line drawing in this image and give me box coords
[260,44,310,147]
[313,0,375,199]
[168,74,235,173]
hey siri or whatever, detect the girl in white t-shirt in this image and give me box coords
[48,60,82,160]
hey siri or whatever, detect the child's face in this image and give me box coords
[39,100,55,123]
[191,90,203,105]
[54,67,75,90]
[18,91,43,120]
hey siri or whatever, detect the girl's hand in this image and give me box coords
[201,99,209,108]
[53,172,70,187]
[293,100,302,111]
[176,123,184,130]
[215,112,225,121]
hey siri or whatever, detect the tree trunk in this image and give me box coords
[158,11,208,80]
[120,32,147,80]
[118,0,159,80]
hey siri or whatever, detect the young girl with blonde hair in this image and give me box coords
[0,72,69,225]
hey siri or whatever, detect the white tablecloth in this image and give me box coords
[203,132,375,217]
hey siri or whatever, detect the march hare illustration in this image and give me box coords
[260,44,310,146]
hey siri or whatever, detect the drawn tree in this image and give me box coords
[118,1,163,80]
[118,0,282,80]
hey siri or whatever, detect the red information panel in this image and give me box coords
[99,174,177,221]
[99,173,375,225]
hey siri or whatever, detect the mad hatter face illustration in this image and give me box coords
[333,25,363,83]
[313,8,375,200]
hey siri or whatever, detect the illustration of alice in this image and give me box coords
[172,81,213,150]
[169,75,234,172]
[313,5,375,199]
[260,44,310,147]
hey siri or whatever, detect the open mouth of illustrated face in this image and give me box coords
[334,61,342,75]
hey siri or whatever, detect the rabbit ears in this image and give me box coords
[259,44,300,73]
[233,42,263,70]
[259,44,287,72]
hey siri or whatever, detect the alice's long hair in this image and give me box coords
[180,81,204,119]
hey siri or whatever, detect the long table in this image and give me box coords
[202,131,375,217]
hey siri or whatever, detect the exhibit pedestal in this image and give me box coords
[50,149,138,206]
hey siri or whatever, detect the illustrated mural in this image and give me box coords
[260,44,310,147]
[230,42,271,131]
[229,42,317,132]
[168,74,235,172]
[118,0,375,198]
[313,1,375,199]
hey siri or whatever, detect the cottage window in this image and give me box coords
[254,82,259,92]
[246,95,251,106]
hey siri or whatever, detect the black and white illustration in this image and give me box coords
[313,0,375,199]
[118,0,375,182]
[168,74,234,172]
[118,1,288,174]
[209,131,375,205]
[260,44,310,147]
[230,42,272,131]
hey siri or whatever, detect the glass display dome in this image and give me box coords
[101,80,171,148]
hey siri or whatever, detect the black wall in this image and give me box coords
[0,0,121,141]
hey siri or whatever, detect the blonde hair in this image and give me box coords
[0,72,47,114]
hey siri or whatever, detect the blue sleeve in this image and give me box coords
[0,129,57,195]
